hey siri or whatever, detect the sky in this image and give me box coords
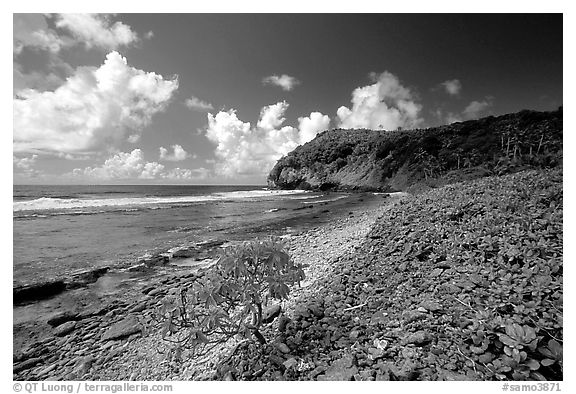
[12,13,563,185]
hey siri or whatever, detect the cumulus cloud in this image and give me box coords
[14,55,75,96]
[439,79,462,96]
[262,74,300,91]
[463,99,493,120]
[71,149,207,181]
[13,154,38,170]
[14,51,178,155]
[13,14,68,54]
[54,14,138,50]
[164,167,209,181]
[336,71,423,131]
[127,134,141,143]
[14,14,139,54]
[298,112,331,144]
[435,97,494,125]
[206,102,330,177]
[13,154,41,178]
[72,149,163,180]
[159,144,189,161]
[185,96,214,111]
[14,64,64,94]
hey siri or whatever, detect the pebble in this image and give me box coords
[37,363,57,376]
[283,358,298,369]
[275,342,290,354]
[401,331,433,346]
[54,321,77,337]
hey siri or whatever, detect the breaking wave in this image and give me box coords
[14,189,309,213]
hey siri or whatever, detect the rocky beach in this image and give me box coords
[13,168,563,381]
[12,12,564,385]
[13,191,398,380]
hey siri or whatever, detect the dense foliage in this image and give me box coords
[268,108,562,191]
[156,238,305,359]
[220,169,562,381]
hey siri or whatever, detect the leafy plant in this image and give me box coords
[155,238,305,358]
[538,339,563,369]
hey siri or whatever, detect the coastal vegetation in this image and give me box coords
[156,239,305,359]
[268,108,562,192]
[154,109,563,381]
[13,108,562,382]
[217,169,563,381]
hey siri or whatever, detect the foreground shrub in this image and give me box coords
[156,238,305,359]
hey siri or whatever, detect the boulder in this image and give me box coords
[262,304,281,324]
[172,248,198,258]
[402,310,426,324]
[283,358,298,369]
[420,300,442,312]
[370,310,389,325]
[13,357,43,373]
[54,321,77,337]
[47,311,79,327]
[74,356,95,375]
[13,280,66,304]
[401,330,433,346]
[437,369,476,381]
[65,267,109,289]
[102,315,142,341]
[278,316,291,333]
[129,303,147,313]
[140,255,169,267]
[274,342,290,354]
[317,354,358,381]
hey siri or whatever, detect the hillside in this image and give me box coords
[267,108,562,191]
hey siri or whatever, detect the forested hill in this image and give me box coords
[267,108,563,192]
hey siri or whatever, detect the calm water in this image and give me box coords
[13,185,379,286]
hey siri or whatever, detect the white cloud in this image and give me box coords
[440,79,462,96]
[434,96,494,125]
[298,112,330,144]
[14,14,139,54]
[14,51,178,155]
[463,99,492,120]
[13,154,38,171]
[72,149,163,180]
[257,102,289,131]
[14,64,64,94]
[13,14,68,54]
[205,102,329,177]
[185,96,214,111]
[159,144,189,161]
[262,74,300,91]
[164,167,209,180]
[54,14,138,50]
[71,149,207,181]
[13,154,41,178]
[145,31,154,40]
[127,134,141,143]
[337,71,423,131]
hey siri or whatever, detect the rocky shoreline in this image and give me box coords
[13,194,397,381]
[215,169,563,381]
[14,169,562,381]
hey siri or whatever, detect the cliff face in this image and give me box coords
[267,108,563,191]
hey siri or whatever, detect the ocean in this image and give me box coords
[13,184,381,287]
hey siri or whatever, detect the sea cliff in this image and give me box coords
[268,108,562,191]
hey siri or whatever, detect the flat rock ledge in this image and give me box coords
[102,316,143,341]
